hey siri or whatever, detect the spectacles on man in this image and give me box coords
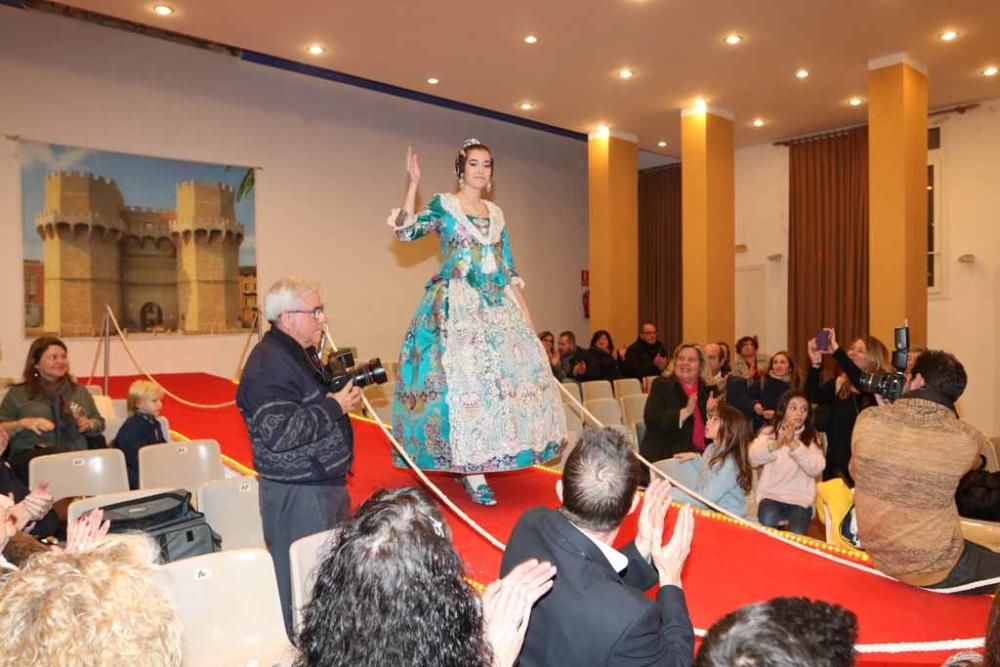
[286,306,325,319]
[641,329,657,336]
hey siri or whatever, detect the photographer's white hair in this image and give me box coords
[263,276,322,322]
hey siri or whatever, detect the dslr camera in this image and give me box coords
[323,350,388,393]
[856,323,909,402]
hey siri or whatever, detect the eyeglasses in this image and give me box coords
[286,306,325,319]
[641,330,657,336]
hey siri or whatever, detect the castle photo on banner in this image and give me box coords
[20,140,257,337]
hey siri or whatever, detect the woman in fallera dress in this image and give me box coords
[388,139,566,506]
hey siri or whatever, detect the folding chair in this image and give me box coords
[84,384,103,396]
[613,378,642,398]
[289,528,338,632]
[197,477,265,551]
[67,487,173,523]
[165,549,294,665]
[139,440,225,496]
[583,397,623,426]
[111,398,128,419]
[91,395,115,421]
[28,449,129,501]
[560,380,582,404]
[620,394,648,429]
[581,381,614,402]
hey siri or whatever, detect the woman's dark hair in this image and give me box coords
[294,487,491,667]
[590,329,615,353]
[454,141,494,178]
[717,341,732,374]
[735,335,759,355]
[770,390,818,448]
[19,336,72,400]
[706,404,753,493]
[763,351,801,391]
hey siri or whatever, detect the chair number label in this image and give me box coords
[72,458,84,467]
[194,567,213,580]
[239,483,251,493]
[177,446,188,455]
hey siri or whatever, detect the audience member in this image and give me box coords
[655,404,753,518]
[851,350,1000,593]
[703,343,728,396]
[0,427,58,540]
[731,335,762,382]
[0,336,106,483]
[501,428,696,666]
[747,351,799,432]
[623,322,669,380]
[0,531,181,665]
[717,341,732,377]
[587,330,623,382]
[806,329,890,485]
[641,343,720,463]
[556,331,590,381]
[295,486,555,667]
[695,596,857,667]
[749,391,825,536]
[114,380,168,489]
[538,331,563,379]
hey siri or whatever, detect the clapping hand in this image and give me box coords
[652,504,695,589]
[483,558,557,667]
[635,477,672,560]
[65,508,111,553]
[680,392,698,423]
[406,146,421,185]
[19,417,55,435]
[23,480,53,520]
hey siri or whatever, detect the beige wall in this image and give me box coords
[0,9,588,380]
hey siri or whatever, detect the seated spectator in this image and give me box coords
[0,530,182,665]
[641,343,720,462]
[501,428,696,667]
[0,427,58,540]
[747,351,800,432]
[296,486,555,667]
[587,330,623,382]
[851,350,1000,593]
[703,343,728,397]
[556,331,590,382]
[731,335,762,382]
[655,404,753,518]
[114,380,168,489]
[748,391,825,536]
[538,331,563,379]
[695,597,857,667]
[717,341,733,377]
[0,336,105,483]
[622,322,669,380]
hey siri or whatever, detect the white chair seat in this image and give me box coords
[583,397,623,427]
[289,528,338,632]
[197,477,265,551]
[613,378,643,398]
[139,440,225,496]
[29,449,129,501]
[581,381,614,402]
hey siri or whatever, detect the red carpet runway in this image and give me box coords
[92,372,992,665]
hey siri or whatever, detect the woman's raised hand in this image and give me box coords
[806,338,823,366]
[405,146,421,185]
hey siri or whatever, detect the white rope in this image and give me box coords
[321,327,507,552]
[691,628,983,655]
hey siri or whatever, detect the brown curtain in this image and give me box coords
[788,126,869,367]
[638,165,682,352]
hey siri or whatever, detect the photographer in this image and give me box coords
[851,350,1000,593]
[236,276,362,635]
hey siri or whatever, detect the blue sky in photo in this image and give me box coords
[20,141,256,265]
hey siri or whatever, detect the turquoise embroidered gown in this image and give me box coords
[388,192,566,473]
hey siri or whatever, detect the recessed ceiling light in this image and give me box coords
[693,97,708,110]
[519,102,534,111]
[306,44,326,56]
[724,34,743,45]
[752,118,765,128]
[796,68,809,79]
[524,34,538,44]
[657,140,667,147]
[596,124,610,136]
[152,4,173,16]
[983,66,999,77]
[849,96,864,107]
[617,68,635,80]
[939,30,958,42]
[427,77,440,85]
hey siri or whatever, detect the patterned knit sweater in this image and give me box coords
[850,398,984,586]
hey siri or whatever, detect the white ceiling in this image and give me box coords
[60,0,1000,156]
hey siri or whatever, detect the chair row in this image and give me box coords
[560,378,645,403]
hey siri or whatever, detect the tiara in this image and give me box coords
[462,138,482,149]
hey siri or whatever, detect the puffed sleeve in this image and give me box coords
[387,194,446,241]
[499,228,524,288]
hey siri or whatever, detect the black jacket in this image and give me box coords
[236,327,353,484]
[113,412,166,489]
[746,375,794,432]
[501,507,694,667]
[623,339,668,380]
[640,376,710,463]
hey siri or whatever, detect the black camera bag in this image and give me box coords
[101,489,222,563]
[956,456,1000,522]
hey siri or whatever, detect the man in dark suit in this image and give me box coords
[500,428,696,666]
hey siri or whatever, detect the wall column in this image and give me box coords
[868,53,928,347]
[588,129,638,346]
[681,105,735,345]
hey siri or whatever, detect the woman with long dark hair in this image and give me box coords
[748,390,825,535]
[587,330,623,382]
[747,351,800,432]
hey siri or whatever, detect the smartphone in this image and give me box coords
[815,329,831,352]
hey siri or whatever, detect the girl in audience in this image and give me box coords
[587,330,623,382]
[641,343,720,463]
[747,351,800,432]
[0,336,105,484]
[806,328,890,485]
[732,335,762,382]
[295,486,556,667]
[114,380,168,489]
[537,331,563,379]
[749,391,825,536]
[655,404,753,517]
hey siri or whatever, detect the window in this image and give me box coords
[927,155,942,293]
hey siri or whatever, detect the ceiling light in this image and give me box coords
[939,30,958,42]
[427,77,440,85]
[152,4,173,16]
[617,68,634,80]
[595,124,610,137]
[306,44,326,56]
[983,66,999,77]
[795,68,809,79]
[519,102,534,111]
[693,97,708,111]
[752,118,765,128]
[657,140,667,147]
[524,35,538,44]
[724,34,743,45]
[849,96,864,107]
